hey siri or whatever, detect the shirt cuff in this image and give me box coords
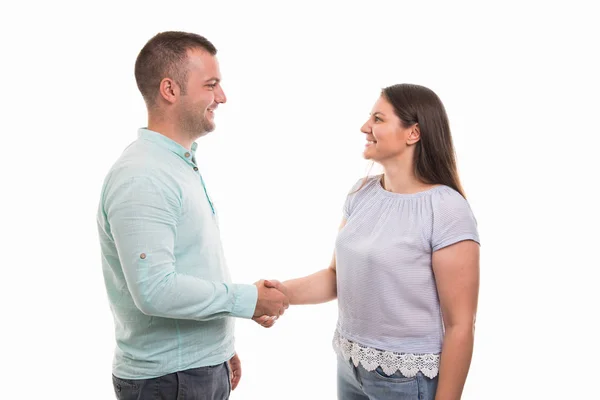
[230,284,258,319]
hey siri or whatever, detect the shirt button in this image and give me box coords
[193,167,198,171]
[140,253,146,259]
[184,152,190,158]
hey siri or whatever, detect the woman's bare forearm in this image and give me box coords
[281,219,345,306]
[284,267,337,305]
[435,326,474,400]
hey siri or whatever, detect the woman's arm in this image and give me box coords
[432,240,480,400]
[265,218,346,305]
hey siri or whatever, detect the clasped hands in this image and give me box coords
[252,279,289,328]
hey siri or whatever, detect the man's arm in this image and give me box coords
[106,176,284,320]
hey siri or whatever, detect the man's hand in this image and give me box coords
[263,279,289,298]
[253,279,289,318]
[252,280,290,328]
[229,353,242,390]
[252,314,277,328]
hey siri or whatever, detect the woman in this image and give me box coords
[266,83,480,400]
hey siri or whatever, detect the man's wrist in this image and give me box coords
[231,283,258,319]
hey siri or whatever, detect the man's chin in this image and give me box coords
[204,114,216,130]
[204,121,216,133]
[196,122,215,137]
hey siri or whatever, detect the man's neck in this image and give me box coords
[147,118,194,150]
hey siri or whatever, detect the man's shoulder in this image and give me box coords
[104,143,181,193]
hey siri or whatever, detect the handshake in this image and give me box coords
[252,279,289,328]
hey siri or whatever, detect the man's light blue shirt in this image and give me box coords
[97,128,258,379]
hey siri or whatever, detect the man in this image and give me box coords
[97,31,288,400]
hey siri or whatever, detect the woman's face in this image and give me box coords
[361,96,416,162]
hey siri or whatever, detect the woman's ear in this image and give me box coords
[406,124,421,145]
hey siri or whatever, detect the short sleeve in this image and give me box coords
[343,178,365,219]
[431,187,480,251]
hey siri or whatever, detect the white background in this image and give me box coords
[1,1,599,399]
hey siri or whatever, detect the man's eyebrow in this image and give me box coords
[205,77,221,83]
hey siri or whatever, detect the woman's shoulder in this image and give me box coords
[431,185,476,220]
[347,175,380,194]
[431,185,470,204]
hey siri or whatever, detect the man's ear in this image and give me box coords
[158,78,179,104]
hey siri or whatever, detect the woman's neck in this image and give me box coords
[380,158,434,194]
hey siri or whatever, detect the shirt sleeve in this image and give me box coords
[431,188,480,252]
[343,178,366,219]
[105,176,258,320]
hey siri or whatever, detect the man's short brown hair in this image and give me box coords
[134,31,217,108]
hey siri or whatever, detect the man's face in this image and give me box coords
[176,48,227,138]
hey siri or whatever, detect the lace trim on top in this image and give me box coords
[332,331,440,379]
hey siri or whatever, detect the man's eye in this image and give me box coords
[374,116,382,122]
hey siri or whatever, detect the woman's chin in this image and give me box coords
[363,149,375,161]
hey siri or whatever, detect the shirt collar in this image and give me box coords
[138,128,198,163]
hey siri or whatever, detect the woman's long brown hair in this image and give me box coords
[356,84,465,198]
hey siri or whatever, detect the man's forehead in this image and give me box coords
[186,48,219,71]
